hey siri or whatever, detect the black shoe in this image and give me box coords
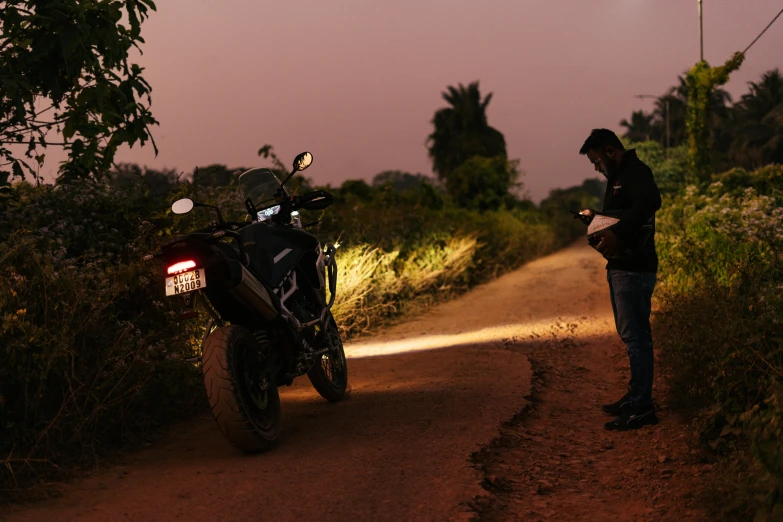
[604,406,659,431]
[601,392,632,416]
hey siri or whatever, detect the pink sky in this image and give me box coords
[34,0,783,202]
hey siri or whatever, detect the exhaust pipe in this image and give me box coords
[228,264,279,320]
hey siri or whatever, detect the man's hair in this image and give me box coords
[579,128,625,155]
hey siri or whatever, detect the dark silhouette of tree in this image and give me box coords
[620,75,731,152]
[339,179,374,200]
[371,170,435,192]
[426,81,507,182]
[426,81,522,210]
[730,69,783,168]
[193,164,239,188]
[620,111,656,142]
[614,65,783,177]
[111,163,180,198]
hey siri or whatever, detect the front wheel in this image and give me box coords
[202,325,281,452]
[307,312,348,402]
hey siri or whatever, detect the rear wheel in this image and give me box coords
[307,311,348,402]
[202,325,281,452]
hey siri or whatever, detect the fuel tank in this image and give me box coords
[239,222,320,288]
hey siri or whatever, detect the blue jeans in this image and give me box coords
[607,269,657,407]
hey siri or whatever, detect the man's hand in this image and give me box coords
[576,208,595,225]
[593,228,622,257]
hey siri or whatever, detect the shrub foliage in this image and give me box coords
[655,163,783,520]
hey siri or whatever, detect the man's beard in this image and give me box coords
[602,160,618,178]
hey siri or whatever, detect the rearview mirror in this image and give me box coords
[171,198,194,215]
[293,152,313,172]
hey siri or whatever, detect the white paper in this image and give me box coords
[587,214,621,235]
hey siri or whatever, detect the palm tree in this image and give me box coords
[426,82,506,181]
[617,74,732,152]
[659,78,688,147]
[730,69,783,168]
[620,110,656,142]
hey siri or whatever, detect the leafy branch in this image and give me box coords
[0,0,159,186]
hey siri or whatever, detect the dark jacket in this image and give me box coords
[601,149,661,273]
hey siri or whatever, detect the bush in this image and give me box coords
[538,178,605,244]
[0,180,205,494]
[711,164,783,197]
[445,155,520,211]
[655,168,783,520]
[622,139,690,196]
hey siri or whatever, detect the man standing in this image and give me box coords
[578,128,662,431]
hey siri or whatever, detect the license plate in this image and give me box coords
[165,269,206,296]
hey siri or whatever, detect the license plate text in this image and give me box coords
[165,269,206,296]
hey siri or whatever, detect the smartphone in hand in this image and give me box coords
[569,210,592,225]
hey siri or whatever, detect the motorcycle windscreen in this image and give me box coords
[238,167,282,207]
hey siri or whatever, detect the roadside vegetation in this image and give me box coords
[622,65,783,521]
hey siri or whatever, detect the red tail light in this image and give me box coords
[167,260,197,275]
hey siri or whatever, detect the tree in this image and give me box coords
[445,155,519,211]
[685,52,745,184]
[622,137,689,195]
[338,179,374,200]
[538,178,605,240]
[0,0,159,186]
[371,170,435,192]
[620,110,655,142]
[580,178,608,201]
[618,75,732,160]
[193,164,240,188]
[426,81,507,182]
[656,89,686,148]
[110,162,180,198]
[370,170,445,210]
[539,180,604,215]
[730,69,783,168]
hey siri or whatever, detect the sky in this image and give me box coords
[30,0,783,202]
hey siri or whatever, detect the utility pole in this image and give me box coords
[698,0,704,61]
[635,94,671,158]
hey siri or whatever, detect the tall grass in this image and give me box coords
[331,235,478,336]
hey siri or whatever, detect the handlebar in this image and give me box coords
[143,190,331,262]
[297,190,333,211]
[268,190,333,225]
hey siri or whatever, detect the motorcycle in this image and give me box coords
[144,152,347,452]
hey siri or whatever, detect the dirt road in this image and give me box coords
[3,242,705,521]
